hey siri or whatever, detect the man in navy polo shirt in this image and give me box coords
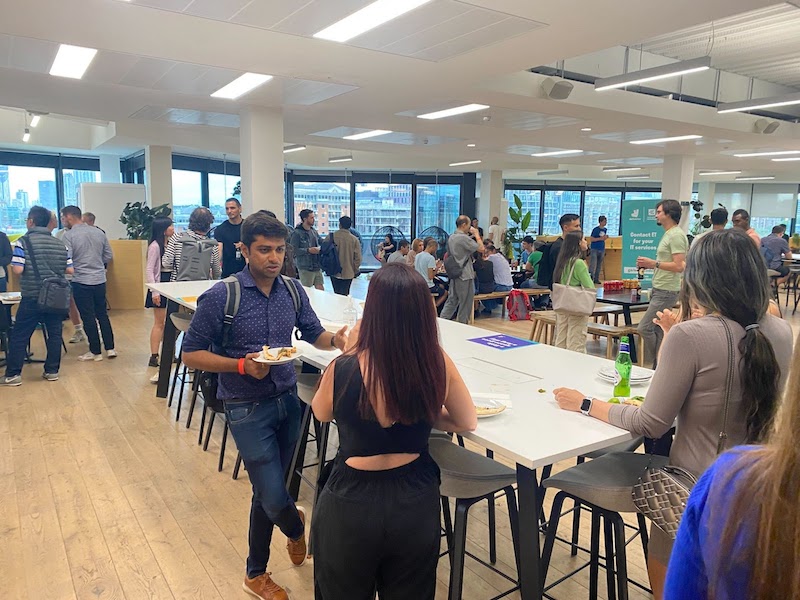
[182,212,348,600]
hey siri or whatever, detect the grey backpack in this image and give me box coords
[176,233,217,281]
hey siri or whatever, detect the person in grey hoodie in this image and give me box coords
[289,209,323,290]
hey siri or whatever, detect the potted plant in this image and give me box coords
[119,202,172,240]
[689,200,727,237]
[791,233,800,253]
[505,194,533,260]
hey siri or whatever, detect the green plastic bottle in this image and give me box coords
[613,336,632,398]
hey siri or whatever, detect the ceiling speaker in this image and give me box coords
[541,77,574,100]
[754,118,780,134]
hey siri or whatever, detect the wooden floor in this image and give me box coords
[2,277,797,600]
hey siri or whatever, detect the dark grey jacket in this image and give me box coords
[289,225,320,272]
[18,227,69,299]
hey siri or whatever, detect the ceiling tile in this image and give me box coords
[133,0,194,11]
[152,62,212,92]
[118,57,177,88]
[311,127,460,145]
[354,2,464,49]
[83,51,141,85]
[0,35,13,69]
[183,0,251,21]
[282,79,358,105]
[271,0,374,37]
[9,36,57,74]
[228,0,315,29]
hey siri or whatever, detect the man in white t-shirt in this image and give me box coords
[415,238,448,307]
[487,216,505,246]
[387,240,410,265]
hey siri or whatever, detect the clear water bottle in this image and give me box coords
[343,299,358,327]
[613,336,632,398]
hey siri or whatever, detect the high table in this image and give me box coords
[594,289,650,364]
[148,281,647,599]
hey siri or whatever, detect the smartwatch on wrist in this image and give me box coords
[655,260,661,270]
[580,398,593,416]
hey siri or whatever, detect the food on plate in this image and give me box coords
[538,388,546,394]
[607,397,621,404]
[474,404,506,416]
[261,345,298,361]
[623,396,645,407]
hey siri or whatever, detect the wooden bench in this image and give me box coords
[470,288,550,324]
[529,310,645,365]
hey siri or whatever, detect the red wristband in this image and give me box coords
[238,357,246,376]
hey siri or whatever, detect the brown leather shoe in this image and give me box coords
[242,573,288,600]
[286,505,307,567]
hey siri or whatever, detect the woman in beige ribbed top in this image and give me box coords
[553,229,794,599]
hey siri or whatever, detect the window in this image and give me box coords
[542,190,581,235]
[62,169,99,208]
[416,184,460,235]
[355,183,412,268]
[504,189,541,235]
[292,180,351,255]
[209,173,240,224]
[751,217,791,239]
[0,165,58,235]
[171,170,203,231]
[583,190,621,236]
[796,201,800,235]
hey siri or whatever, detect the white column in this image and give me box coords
[145,145,173,211]
[661,155,695,232]
[99,154,121,183]
[240,106,284,218]
[478,170,504,233]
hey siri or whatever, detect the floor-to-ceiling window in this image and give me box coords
[583,190,622,236]
[0,165,58,235]
[542,190,581,235]
[62,169,99,208]
[171,170,203,231]
[416,184,460,235]
[292,181,351,238]
[504,189,541,236]
[208,173,239,224]
[355,183,412,268]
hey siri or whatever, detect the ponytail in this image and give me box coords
[739,327,781,442]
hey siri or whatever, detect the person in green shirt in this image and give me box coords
[636,199,688,366]
[553,231,594,353]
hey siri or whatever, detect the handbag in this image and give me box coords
[21,236,71,314]
[631,316,735,539]
[550,259,596,316]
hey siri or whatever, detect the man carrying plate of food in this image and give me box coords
[182,212,348,600]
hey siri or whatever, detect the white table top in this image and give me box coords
[0,292,22,305]
[148,280,643,469]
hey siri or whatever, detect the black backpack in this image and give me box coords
[199,274,301,412]
[536,242,555,288]
[319,235,342,277]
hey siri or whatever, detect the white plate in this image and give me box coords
[599,366,652,381]
[253,349,304,365]
[474,397,507,418]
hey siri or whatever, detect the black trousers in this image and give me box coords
[312,454,441,600]
[330,277,352,296]
[72,282,114,355]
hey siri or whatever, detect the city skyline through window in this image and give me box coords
[583,190,622,236]
[417,184,460,236]
[542,190,581,235]
[0,165,58,235]
[62,169,99,209]
[171,169,203,232]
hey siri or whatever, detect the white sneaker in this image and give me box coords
[68,330,86,344]
[78,352,103,362]
[106,349,117,359]
[150,373,159,384]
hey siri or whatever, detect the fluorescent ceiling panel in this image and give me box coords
[595,57,711,91]
[736,176,775,180]
[699,170,741,175]
[417,104,489,120]
[29,115,40,127]
[772,157,800,162]
[449,160,481,166]
[537,169,569,176]
[343,129,392,140]
[734,150,800,158]
[617,174,650,179]
[531,149,582,157]
[49,44,98,79]
[211,73,272,99]
[718,92,800,114]
[602,166,641,172]
[630,134,702,145]
[329,155,354,163]
[283,144,306,154]
[314,0,435,43]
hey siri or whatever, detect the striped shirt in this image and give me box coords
[162,230,221,281]
[12,240,73,271]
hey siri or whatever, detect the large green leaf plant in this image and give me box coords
[119,202,172,240]
[503,194,533,260]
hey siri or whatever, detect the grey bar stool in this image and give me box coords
[540,451,667,600]
[168,312,194,421]
[429,435,521,600]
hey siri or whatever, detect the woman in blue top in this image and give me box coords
[665,334,800,600]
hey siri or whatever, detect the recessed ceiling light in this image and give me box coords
[617,174,650,180]
[531,149,583,157]
[211,73,273,100]
[733,150,800,158]
[329,155,354,163]
[22,128,30,143]
[772,157,800,162]
[630,134,702,145]
[718,92,800,114]
[49,44,98,79]
[698,170,741,175]
[602,166,641,173]
[29,115,41,128]
[283,144,306,154]
[417,104,489,120]
[581,127,592,132]
[343,129,392,141]
[449,160,482,167]
[314,0,435,43]
[467,143,476,147]
[735,176,775,181]
[595,57,711,92]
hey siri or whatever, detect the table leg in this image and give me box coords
[156,300,179,398]
[516,464,543,600]
[622,307,638,364]
[286,402,313,501]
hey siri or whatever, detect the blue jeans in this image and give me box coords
[484,284,513,310]
[589,249,605,283]
[224,389,305,578]
[5,298,64,377]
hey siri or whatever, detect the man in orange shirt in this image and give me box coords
[731,209,760,247]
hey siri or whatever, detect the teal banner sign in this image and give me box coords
[622,200,660,283]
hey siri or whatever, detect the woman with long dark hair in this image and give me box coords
[552,230,593,352]
[553,229,793,598]
[664,333,800,599]
[311,263,477,599]
[145,217,174,369]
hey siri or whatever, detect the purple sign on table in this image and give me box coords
[468,334,536,350]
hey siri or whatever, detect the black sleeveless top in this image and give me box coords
[333,354,432,459]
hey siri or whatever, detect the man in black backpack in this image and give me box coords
[537,213,582,289]
[181,213,348,600]
[2,206,73,386]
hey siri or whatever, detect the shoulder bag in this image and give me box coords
[631,316,735,539]
[550,259,596,316]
